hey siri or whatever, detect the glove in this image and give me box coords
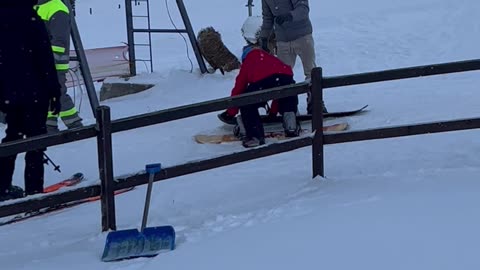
[50,96,61,116]
[259,38,270,53]
[275,13,293,26]
[217,110,236,125]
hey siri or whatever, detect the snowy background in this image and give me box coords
[1,0,480,269]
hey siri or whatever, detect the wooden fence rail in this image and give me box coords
[311,59,480,177]
[0,137,312,218]
[0,58,479,232]
[0,82,311,231]
[323,59,480,88]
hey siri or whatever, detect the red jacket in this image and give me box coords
[227,49,293,116]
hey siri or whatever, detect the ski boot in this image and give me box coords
[0,185,25,202]
[242,137,265,148]
[282,111,301,137]
[307,100,328,114]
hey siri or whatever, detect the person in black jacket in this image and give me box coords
[0,1,61,201]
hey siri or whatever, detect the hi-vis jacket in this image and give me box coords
[35,0,71,73]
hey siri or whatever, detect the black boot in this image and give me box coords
[322,101,328,113]
[66,120,84,129]
[307,100,328,114]
[0,185,25,201]
[242,136,265,148]
[282,111,301,137]
[24,150,45,195]
[46,124,59,134]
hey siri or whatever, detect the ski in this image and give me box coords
[0,177,135,226]
[0,187,134,226]
[218,105,368,125]
[43,172,85,193]
[0,173,85,225]
[195,122,348,144]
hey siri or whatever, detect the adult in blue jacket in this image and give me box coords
[0,1,61,201]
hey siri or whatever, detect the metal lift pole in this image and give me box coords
[64,0,101,115]
[175,0,208,74]
[125,0,137,76]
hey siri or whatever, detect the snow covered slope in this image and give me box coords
[1,0,480,269]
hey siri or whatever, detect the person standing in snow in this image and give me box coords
[36,0,84,133]
[259,0,327,114]
[0,1,61,201]
[0,111,5,125]
[218,17,300,148]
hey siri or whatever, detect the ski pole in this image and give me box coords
[43,153,61,173]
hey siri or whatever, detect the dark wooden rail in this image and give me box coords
[1,58,479,232]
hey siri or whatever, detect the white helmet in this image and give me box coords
[241,16,263,45]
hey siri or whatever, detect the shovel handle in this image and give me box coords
[141,163,161,232]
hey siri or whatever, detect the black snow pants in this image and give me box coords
[0,104,48,195]
[240,74,298,139]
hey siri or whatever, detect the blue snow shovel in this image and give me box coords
[101,163,175,262]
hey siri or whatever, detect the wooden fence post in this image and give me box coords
[96,106,117,231]
[311,67,325,178]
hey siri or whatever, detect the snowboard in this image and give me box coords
[218,105,368,125]
[195,122,348,144]
[0,173,134,226]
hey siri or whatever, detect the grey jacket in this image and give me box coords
[260,0,313,42]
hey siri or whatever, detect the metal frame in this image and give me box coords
[125,0,208,75]
[64,0,100,116]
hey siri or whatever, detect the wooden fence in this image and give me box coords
[0,59,479,232]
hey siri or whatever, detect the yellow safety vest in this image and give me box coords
[35,0,70,71]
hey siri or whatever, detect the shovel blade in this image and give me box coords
[101,226,175,262]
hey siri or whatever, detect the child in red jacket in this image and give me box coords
[218,44,300,148]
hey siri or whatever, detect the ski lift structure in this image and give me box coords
[62,0,210,117]
[124,0,208,75]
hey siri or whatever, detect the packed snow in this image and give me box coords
[1,0,480,269]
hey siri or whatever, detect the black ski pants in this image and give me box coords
[0,104,48,194]
[240,74,297,139]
